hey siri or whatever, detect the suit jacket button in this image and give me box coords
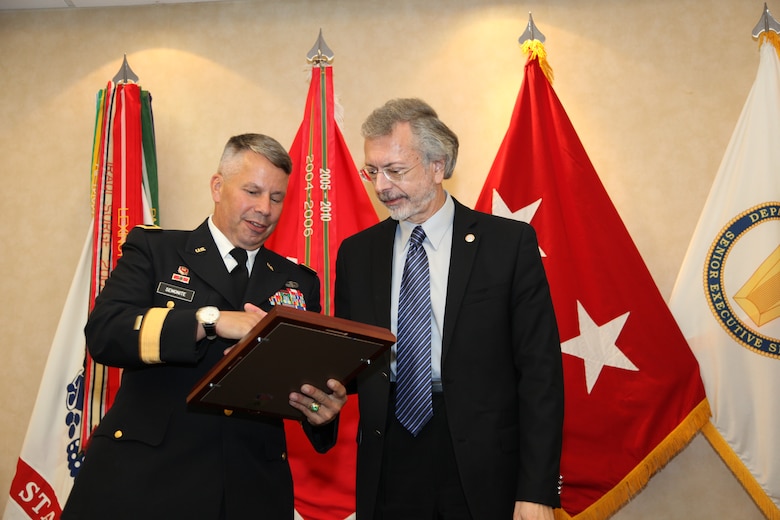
[281,452,287,460]
[223,409,233,416]
[114,430,123,439]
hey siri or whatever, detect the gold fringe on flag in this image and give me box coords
[554,399,712,520]
[759,30,780,57]
[521,39,554,84]
[701,422,780,519]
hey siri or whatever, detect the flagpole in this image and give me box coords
[518,12,545,44]
[112,54,139,85]
[306,28,334,67]
[751,2,780,39]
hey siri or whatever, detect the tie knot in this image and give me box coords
[410,226,426,247]
[230,247,248,266]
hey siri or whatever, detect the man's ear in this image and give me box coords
[432,159,446,181]
[210,173,223,201]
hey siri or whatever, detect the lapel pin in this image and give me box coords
[465,233,476,243]
[195,246,206,253]
[267,262,274,271]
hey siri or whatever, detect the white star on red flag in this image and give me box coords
[491,190,546,257]
[561,301,638,394]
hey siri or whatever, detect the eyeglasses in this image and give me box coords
[358,162,421,183]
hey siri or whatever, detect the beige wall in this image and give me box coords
[0,0,769,517]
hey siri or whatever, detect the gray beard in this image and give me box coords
[384,189,436,222]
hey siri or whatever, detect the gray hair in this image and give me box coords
[219,133,293,176]
[361,98,459,179]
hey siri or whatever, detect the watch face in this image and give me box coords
[198,306,219,323]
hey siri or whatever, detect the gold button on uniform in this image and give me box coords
[281,452,287,460]
[223,409,233,416]
[114,430,123,439]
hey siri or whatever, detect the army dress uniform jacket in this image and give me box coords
[62,220,336,520]
[334,198,564,519]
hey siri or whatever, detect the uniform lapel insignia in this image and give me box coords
[172,273,191,284]
[172,265,191,283]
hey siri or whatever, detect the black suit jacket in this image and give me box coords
[335,199,564,519]
[63,220,336,520]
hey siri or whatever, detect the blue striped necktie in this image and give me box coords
[395,225,433,436]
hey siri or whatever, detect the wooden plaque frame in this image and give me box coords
[187,306,395,420]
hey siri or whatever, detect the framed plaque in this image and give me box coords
[187,305,395,420]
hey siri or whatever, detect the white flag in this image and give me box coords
[669,36,780,517]
[4,227,92,520]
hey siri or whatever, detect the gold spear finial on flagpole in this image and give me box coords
[519,12,545,44]
[752,2,780,38]
[306,29,334,67]
[112,54,139,84]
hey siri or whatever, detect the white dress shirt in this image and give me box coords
[207,215,259,275]
[390,193,454,383]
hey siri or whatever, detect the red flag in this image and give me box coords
[264,64,377,519]
[474,41,709,519]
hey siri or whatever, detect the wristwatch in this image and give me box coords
[196,306,220,340]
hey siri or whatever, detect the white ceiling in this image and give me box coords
[0,0,221,10]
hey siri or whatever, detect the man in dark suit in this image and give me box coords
[335,99,564,520]
[62,133,346,520]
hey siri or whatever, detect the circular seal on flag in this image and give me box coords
[703,201,780,359]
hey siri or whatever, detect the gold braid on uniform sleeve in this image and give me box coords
[138,308,172,364]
